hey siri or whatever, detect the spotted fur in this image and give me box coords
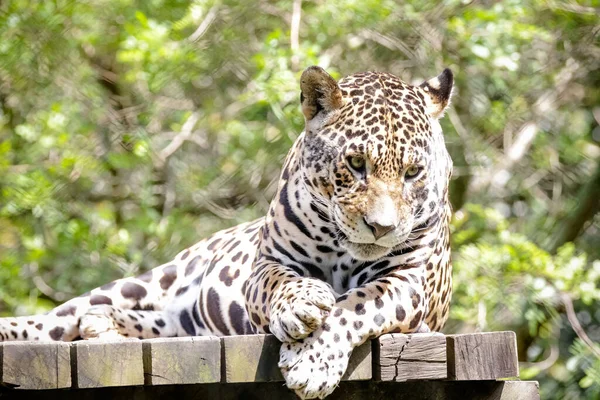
[0,66,454,399]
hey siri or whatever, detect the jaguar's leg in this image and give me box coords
[79,305,182,340]
[0,315,79,342]
[0,262,181,342]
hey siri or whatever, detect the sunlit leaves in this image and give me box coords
[0,1,598,397]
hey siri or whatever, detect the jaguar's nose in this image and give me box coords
[363,217,395,240]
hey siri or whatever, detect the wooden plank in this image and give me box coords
[1,342,71,389]
[375,333,447,381]
[72,340,144,388]
[0,380,540,400]
[0,330,522,391]
[223,334,372,383]
[495,381,540,400]
[223,334,282,383]
[342,339,371,380]
[142,336,220,385]
[447,331,519,380]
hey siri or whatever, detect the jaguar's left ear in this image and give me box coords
[419,68,453,119]
[300,66,343,131]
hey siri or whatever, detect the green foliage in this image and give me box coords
[0,0,598,398]
[450,206,600,398]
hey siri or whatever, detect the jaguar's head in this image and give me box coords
[299,66,453,261]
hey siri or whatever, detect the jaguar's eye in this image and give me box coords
[405,165,422,179]
[347,155,366,172]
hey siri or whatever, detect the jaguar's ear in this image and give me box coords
[300,66,343,127]
[419,68,454,119]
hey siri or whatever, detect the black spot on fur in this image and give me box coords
[90,295,113,306]
[207,287,231,335]
[409,311,423,330]
[56,305,76,316]
[231,251,242,262]
[207,238,221,251]
[290,241,309,258]
[137,270,153,283]
[316,245,334,253]
[218,266,240,287]
[228,301,247,334]
[159,265,177,290]
[279,181,313,239]
[355,304,366,315]
[185,256,201,276]
[396,305,406,321]
[49,326,64,341]
[181,249,190,260]
[121,282,148,300]
[175,286,189,296]
[192,300,206,330]
[179,310,196,336]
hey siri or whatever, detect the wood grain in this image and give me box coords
[223,334,283,383]
[447,331,519,380]
[375,333,447,381]
[72,340,144,388]
[0,330,524,395]
[142,336,220,385]
[1,342,71,389]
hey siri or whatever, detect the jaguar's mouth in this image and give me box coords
[340,239,392,261]
[334,224,393,261]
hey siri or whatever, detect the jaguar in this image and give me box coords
[0,66,454,399]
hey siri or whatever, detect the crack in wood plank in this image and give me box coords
[392,334,411,381]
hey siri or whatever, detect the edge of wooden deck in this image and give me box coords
[0,331,521,390]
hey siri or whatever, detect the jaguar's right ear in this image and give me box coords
[300,66,343,131]
[419,68,454,119]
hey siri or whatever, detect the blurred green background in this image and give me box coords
[0,0,599,398]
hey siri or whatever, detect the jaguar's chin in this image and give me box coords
[342,241,392,261]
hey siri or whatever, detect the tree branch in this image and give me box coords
[157,112,201,164]
[468,60,586,194]
[561,292,600,359]
[290,0,302,71]
[188,6,219,43]
[359,29,417,62]
[550,160,600,252]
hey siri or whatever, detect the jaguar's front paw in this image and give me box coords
[269,278,336,342]
[279,325,352,399]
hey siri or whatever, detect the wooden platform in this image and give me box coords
[0,331,539,399]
